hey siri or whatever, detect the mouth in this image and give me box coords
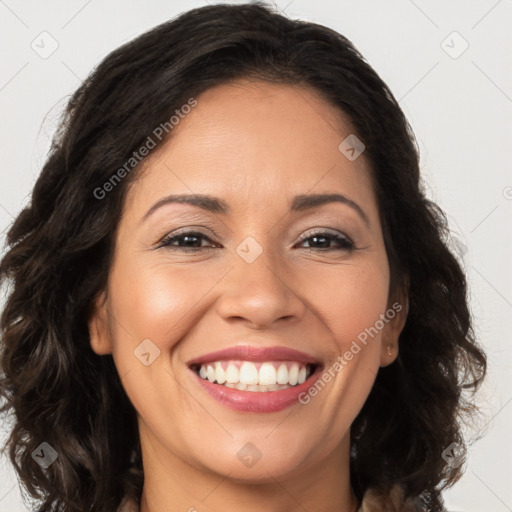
[190,360,318,392]
[186,345,323,413]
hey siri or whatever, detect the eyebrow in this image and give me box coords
[141,192,370,227]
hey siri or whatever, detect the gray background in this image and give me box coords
[1,1,511,511]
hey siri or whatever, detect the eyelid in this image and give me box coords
[158,226,218,244]
[159,226,352,244]
[296,227,353,243]
[158,226,356,254]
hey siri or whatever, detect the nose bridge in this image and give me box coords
[216,234,305,328]
[236,236,285,290]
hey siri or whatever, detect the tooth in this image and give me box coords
[276,363,289,385]
[225,364,239,383]
[259,362,277,385]
[239,362,259,385]
[207,365,216,383]
[199,361,312,389]
[215,362,226,384]
[289,363,299,385]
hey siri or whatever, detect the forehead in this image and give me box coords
[124,80,377,221]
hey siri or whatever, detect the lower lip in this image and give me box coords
[190,366,323,413]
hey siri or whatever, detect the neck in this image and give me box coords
[138,426,359,512]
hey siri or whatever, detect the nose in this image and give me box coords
[215,246,307,330]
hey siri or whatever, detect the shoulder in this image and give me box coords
[117,496,139,512]
[357,483,426,512]
[117,485,427,512]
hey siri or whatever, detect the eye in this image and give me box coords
[158,228,356,253]
[295,230,355,251]
[159,230,218,252]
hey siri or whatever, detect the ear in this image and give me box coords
[380,284,409,367]
[88,290,113,355]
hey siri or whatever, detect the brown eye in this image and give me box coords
[297,231,355,251]
[159,230,218,252]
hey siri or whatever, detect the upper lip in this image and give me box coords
[187,345,321,366]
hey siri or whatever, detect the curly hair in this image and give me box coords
[0,2,486,511]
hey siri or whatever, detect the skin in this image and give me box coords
[89,79,408,512]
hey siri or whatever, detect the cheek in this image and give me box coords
[107,258,224,362]
[301,258,390,353]
[110,250,389,358]
[105,260,217,418]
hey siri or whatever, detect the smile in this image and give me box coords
[192,360,315,391]
[189,363,322,413]
[187,344,323,412]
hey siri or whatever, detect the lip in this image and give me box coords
[189,364,323,413]
[186,345,320,366]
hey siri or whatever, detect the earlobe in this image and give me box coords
[380,343,398,367]
[380,292,409,367]
[88,291,113,355]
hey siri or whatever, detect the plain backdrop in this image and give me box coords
[0,1,511,511]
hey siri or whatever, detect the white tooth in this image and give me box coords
[289,363,299,385]
[268,384,281,391]
[298,365,307,384]
[215,362,226,384]
[225,364,239,384]
[276,363,289,385]
[258,385,269,392]
[239,362,259,385]
[246,385,260,392]
[235,383,247,391]
[225,382,236,388]
[199,365,207,379]
[207,365,216,383]
[259,362,277,385]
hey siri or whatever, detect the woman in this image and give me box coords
[0,2,487,511]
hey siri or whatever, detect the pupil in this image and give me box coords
[313,236,328,247]
[184,235,199,246]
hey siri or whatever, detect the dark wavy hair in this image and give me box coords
[0,2,487,511]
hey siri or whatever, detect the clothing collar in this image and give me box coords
[118,484,425,511]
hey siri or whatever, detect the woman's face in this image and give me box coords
[89,80,407,483]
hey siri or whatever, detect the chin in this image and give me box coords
[187,435,316,482]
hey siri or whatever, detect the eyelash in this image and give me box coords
[158,228,355,253]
